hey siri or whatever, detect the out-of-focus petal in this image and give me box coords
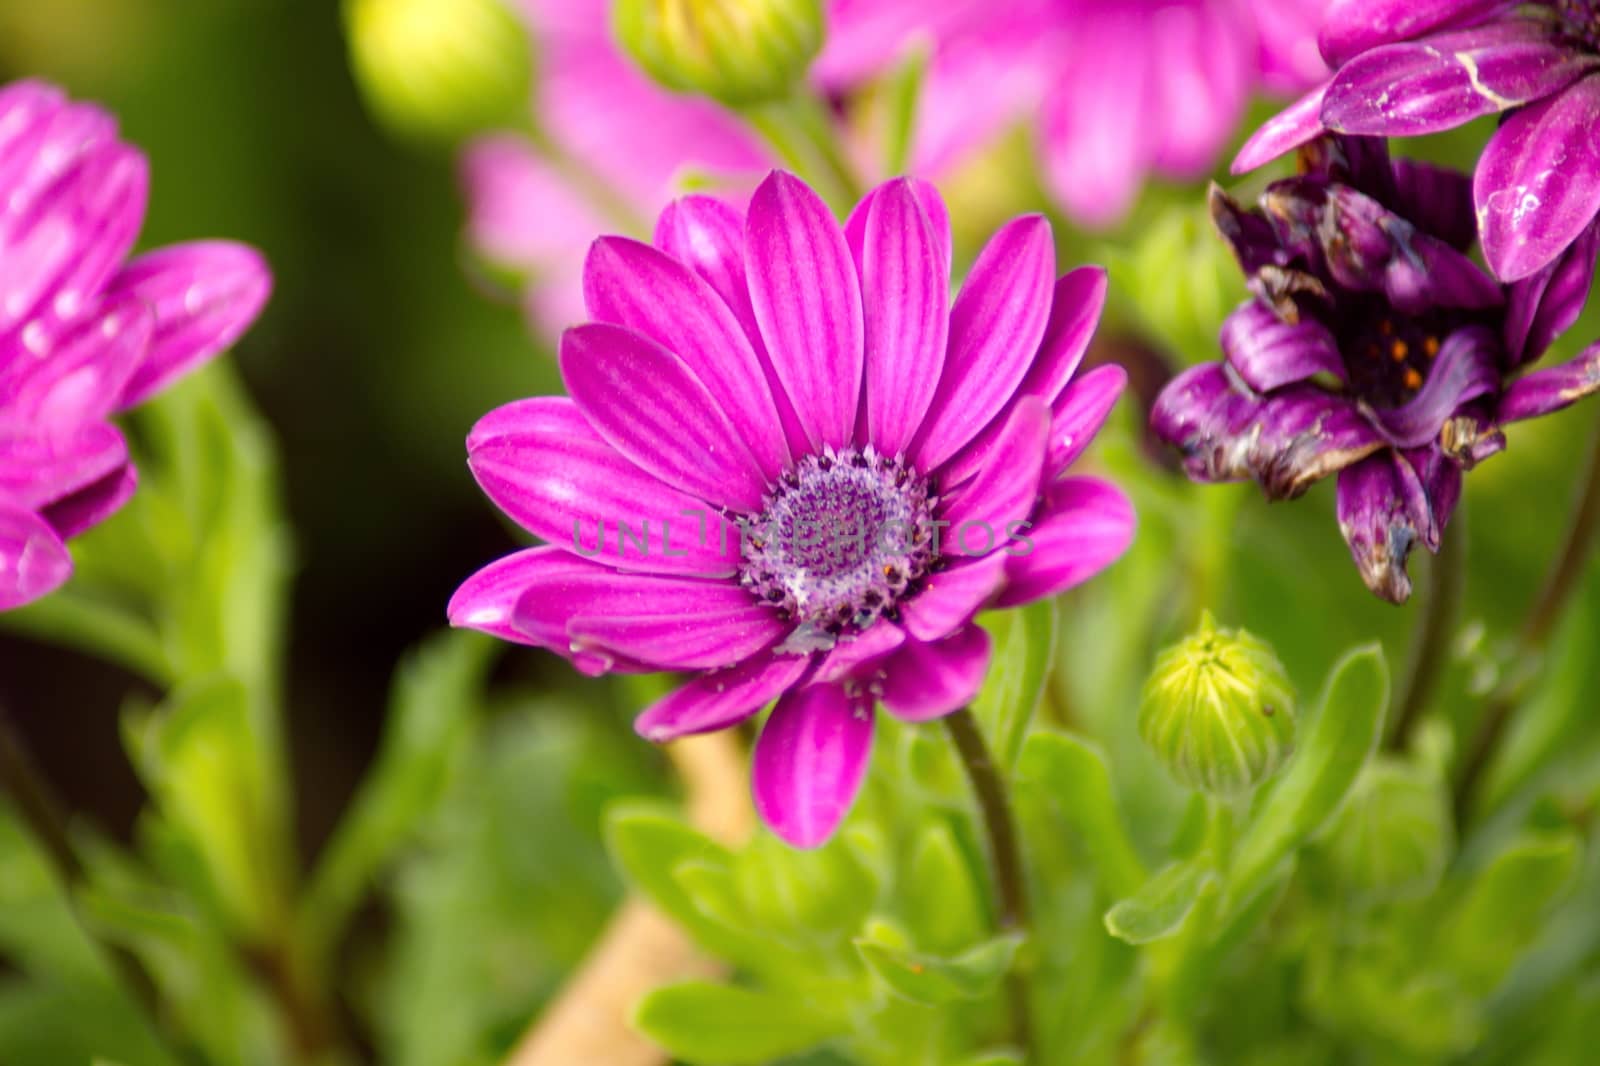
[752,682,875,848]
[1499,342,1600,423]
[1504,215,1600,365]
[112,241,273,407]
[1392,157,1477,250]
[0,420,127,511]
[0,495,72,611]
[41,462,135,540]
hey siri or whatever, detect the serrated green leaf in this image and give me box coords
[634,981,845,1064]
[1018,732,1146,899]
[856,927,1024,1005]
[1228,645,1388,916]
[1105,861,1216,945]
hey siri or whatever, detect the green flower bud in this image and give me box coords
[613,0,823,107]
[1311,756,1452,903]
[1139,613,1295,797]
[345,0,532,145]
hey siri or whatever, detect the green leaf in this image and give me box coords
[1441,829,1581,993]
[634,981,845,1064]
[1018,732,1146,898]
[1104,861,1217,945]
[855,924,1024,1005]
[904,824,987,954]
[1227,645,1388,915]
[604,803,744,956]
[300,630,496,958]
[973,600,1058,770]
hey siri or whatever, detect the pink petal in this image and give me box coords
[1319,0,1519,68]
[880,625,991,722]
[899,550,1007,643]
[745,171,864,452]
[0,496,72,611]
[849,179,949,457]
[1232,83,1328,174]
[42,462,136,540]
[996,476,1136,607]
[634,652,810,742]
[467,397,742,577]
[940,397,1050,546]
[812,619,905,684]
[560,323,769,512]
[448,546,572,648]
[0,421,127,511]
[584,237,789,480]
[1148,0,1253,177]
[0,296,151,429]
[752,683,875,849]
[113,241,272,408]
[1046,364,1127,475]
[913,216,1054,470]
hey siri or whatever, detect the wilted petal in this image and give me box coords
[880,625,991,722]
[1499,341,1600,423]
[752,683,875,848]
[584,236,789,479]
[1504,215,1600,364]
[1321,21,1596,137]
[1319,0,1518,68]
[914,216,1053,470]
[560,323,769,512]
[466,397,741,577]
[0,497,72,611]
[1233,83,1327,174]
[1151,363,1384,498]
[634,652,810,742]
[1221,300,1345,392]
[746,171,864,452]
[997,476,1136,607]
[1336,450,1438,603]
[849,179,949,457]
[1476,74,1600,282]
[113,242,273,407]
[1392,157,1477,250]
[1368,325,1499,447]
[1046,365,1127,475]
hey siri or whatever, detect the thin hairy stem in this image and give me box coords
[944,707,1033,1059]
[1390,505,1467,752]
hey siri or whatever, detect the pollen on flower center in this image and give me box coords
[738,446,938,652]
[1337,302,1460,408]
[1555,0,1600,52]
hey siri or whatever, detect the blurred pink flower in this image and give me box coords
[821,0,1330,226]
[460,0,767,330]
[0,80,271,611]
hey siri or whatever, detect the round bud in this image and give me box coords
[613,0,823,107]
[345,0,532,145]
[1139,613,1296,797]
[1311,756,1452,903]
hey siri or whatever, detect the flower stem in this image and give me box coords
[1454,413,1600,820]
[944,707,1033,1059]
[0,707,204,1066]
[1389,504,1467,752]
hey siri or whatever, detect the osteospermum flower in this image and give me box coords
[819,0,1329,226]
[0,81,271,611]
[1154,134,1600,602]
[1236,0,1600,281]
[460,0,766,328]
[450,171,1135,846]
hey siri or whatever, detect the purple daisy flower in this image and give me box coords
[0,80,271,612]
[450,171,1136,847]
[1155,133,1600,602]
[1236,0,1600,281]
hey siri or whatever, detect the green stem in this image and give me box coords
[944,707,1033,1060]
[743,91,863,212]
[0,707,204,1066]
[1389,503,1467,752]
[1454,413,1600,820]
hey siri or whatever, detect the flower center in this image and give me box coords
[1336,303,1455,408]
[1555,0,1600,50]
[739,447,938,652]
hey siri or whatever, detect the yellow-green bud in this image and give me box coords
[1312,756,1452,903]
[345,0,532,145]
[613,0,823,107]
[1139,613,1296,797]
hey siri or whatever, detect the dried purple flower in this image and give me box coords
[1155,134,1600,602]
[451,172,1136,847]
